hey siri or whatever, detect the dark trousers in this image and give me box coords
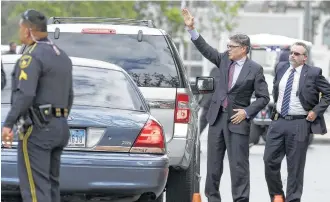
[263,118,310,202]
[199,107,209,135]
[17,117,70,202]
[205,112,250,202]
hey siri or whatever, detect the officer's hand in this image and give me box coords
[2,127,14,148]
[182,8,195,30]
[231,109,247,124]
[306,110,317,122]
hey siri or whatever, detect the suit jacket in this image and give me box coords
[273,62,330,135]
[192,35,270,135]
[199,66,220,108]
[1,62,6,90]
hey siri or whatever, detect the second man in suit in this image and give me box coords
[264,42,330,202]
[182,8,270,202]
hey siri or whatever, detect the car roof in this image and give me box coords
[1,54,125,72]
[47,24,166,35]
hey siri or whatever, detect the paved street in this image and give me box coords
[198,111,330,202]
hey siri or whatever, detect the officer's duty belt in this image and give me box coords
[276,113,307,120]
[51,108,68,118]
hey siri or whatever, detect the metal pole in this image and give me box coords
[304,1,311,41]
[186,0,193,78]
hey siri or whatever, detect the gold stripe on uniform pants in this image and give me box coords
[21,126,38,202]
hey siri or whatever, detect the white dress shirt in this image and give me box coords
[276,65,307,115]
[230,58,246,88]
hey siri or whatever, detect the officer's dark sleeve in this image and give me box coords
[3,55,41,128]
[312,68,330,116]
[1,62,6,90]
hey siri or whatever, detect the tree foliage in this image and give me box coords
[206,0,245,39]
[2,1,243,43]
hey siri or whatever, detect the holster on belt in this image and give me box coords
[270,103,277,120]
[28,104,53,126]
[16,115,33,134]
[16,104,53,135]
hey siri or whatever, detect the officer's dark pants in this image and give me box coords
[17,117,70,202]
[205,111,250,202]
[263,118,310,202]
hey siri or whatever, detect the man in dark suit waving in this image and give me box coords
[182,8,270,202]
[199,67,220,135]
[263,42,330,202]
[1,62,6,90]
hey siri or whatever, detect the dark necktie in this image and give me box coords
[281,68,296,116]
[222,62,236,108]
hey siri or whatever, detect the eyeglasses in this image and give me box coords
[227,45,241,49]
[290,51,304,56]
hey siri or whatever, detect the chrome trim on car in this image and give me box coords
[129,147,166,154]
[147,100,175,109]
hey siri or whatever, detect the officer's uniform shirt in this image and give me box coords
[4,37,74,128]
[276,65,308,115]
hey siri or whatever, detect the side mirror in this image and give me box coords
[195,77,214,94]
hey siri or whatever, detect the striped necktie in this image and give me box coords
[281,68,296,116]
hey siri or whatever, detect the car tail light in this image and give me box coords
[174,93,190,123]
[130,119,165,154]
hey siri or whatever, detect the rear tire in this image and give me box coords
[154,193,164,202]
[166,143,199,202]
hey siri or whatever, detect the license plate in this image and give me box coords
[67,129,86,147]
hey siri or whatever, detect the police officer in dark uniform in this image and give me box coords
[1,9,74,202]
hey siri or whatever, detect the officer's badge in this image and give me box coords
[19,55,32,69]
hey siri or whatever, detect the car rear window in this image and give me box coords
[48,32,180,88]
[1,63,145,111]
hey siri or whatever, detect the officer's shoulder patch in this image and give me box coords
[19,70,28,80]
[19,55,32,69]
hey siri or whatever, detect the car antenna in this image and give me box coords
[137,30,143,42]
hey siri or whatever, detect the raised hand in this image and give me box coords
[182,8,195,30]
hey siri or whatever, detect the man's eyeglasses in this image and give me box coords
[290,51,304,56]
[227,45,241,49]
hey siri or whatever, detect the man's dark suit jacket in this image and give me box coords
[273,62,330,135]
[1,62,6,90]
[199,67,220,108]
[192,35,270,135]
